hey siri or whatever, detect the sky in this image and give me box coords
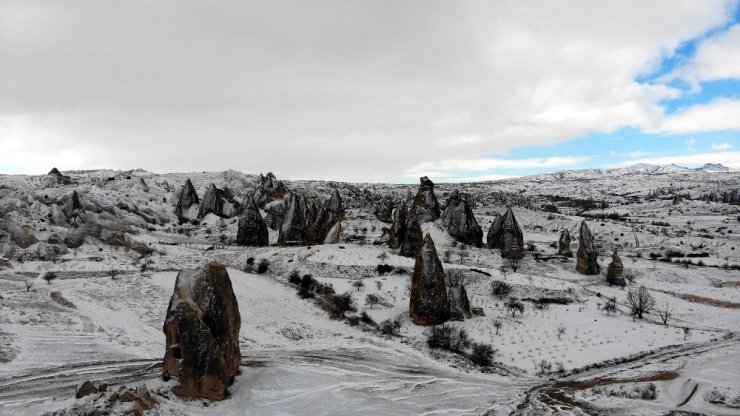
[1,0,740,183]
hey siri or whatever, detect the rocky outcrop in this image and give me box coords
[448,283,471,321]
[374,197,395,223]
[327,188,345,217]
[387,203,408,249]
[412,176,441,223]
[254,172,288,207]
[486,207,524,259]
[558,229,572,256]
[236,197,269,246]
[175,179,199,223]
[441,190,482,246]
[399,207,423,257]
[409,234,449,326]
[324,222,342,244]
[197,184,241,220]
[1,219,38,249]
[576,221,600,275]
[48,167,72,185]
[62,190,84,221]
[278,193,308,245]
[163,262,241,401]
[75,380,107,398]
[606,249,624,285]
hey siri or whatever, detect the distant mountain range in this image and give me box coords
[616,162,735,175]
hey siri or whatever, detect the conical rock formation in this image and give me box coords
[409,234,449,325]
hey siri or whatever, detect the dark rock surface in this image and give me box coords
[236,197,269,246]
[409,234,449,326]
[576,221,600,275]
[254,172,288,207]
[412,176,441,223]
[558,229,572,256]
[486,207,524,259]
[606,249,624,285]
[174,179,199,223]
[278,193,308,245]
[399,206,423,257]
[162,262,241,401]
[441,190,482,246]
[387,203,408,249]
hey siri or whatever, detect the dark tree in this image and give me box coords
[491,281,512,300]
[626,286,655,320]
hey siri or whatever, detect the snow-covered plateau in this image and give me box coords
[1,164,739,415]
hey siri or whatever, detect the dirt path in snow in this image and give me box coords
[511,338,739,415]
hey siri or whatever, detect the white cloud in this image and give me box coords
[658,99,740,134]
[0,1,734,181]
[404,156,590,177]
[667,24,740,85]
[686,138,698,151]
[711,142,733,150]
[615,151,740,168]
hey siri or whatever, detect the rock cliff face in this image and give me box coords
[412,176,441,223]
[576,221,600,275]
[558,229,572,256]
[486,207,524,259]
[409,234,449,325]
[441,190,482,246]
[447,283,471,321]
[162,262,241,401]
[236,197,269,246]
[63,190,84,221]
[197,184,241,220]
[175,179,199,223]
[399,207,423,257]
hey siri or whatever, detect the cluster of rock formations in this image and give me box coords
[197,183,241,220]
[236,197,269,246]
[487,207,524,259]
[175,179,199,223]
[576,221,600,275]
[700,189,739,204]
[412,176,441,223]
[441,190,482,247]
[409,234,471,325]
[163,262,241,400]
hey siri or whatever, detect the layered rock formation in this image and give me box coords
[441,190,482,246]
[1,219,38,249]
[486,207,524,259]
[253,172,288,207]
[327,188,345,218]
[576,221,600,275]
[412,176,441,223]
[399,207,423,257]
[447,280,472,321]
[236,197,269,246]
[409,234,449,325]
[175,179,199,223]
[558,229,572,256]
[606,249,624,285]
[197,184,241,220]
[163,262,241,401]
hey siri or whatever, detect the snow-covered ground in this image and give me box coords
[1,166,739,415]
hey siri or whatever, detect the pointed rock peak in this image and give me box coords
[423,233,435,248]
[560,229,570,241]
[419,176,435,190]
[49,167,62,175]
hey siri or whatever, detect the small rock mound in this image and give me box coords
[409,234,449,325]
[486,207,524,259]
[576,221,600,275]
[48,167,72,185]
[558,229,572,256]
[163,262,241,400]
[412,176,441,223]
[236,197,269,246]
[441,190,482,246]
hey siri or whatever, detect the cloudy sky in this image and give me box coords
[1,1,740,183]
